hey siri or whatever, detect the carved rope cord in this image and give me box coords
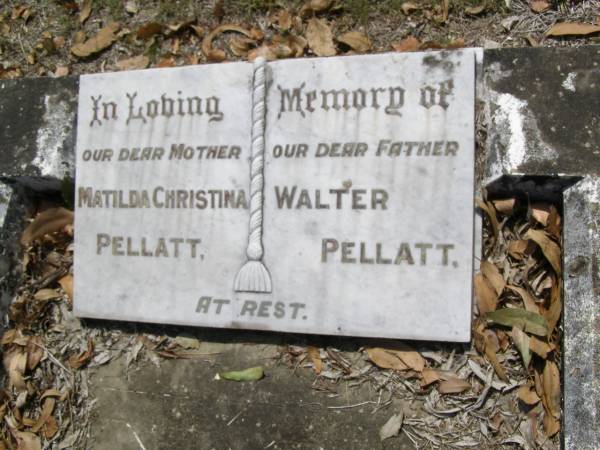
[234,57,272,293]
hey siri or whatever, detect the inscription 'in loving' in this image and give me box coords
[89,91,224,127]
[277,80,454,118]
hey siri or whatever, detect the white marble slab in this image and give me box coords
[75,50,475,341]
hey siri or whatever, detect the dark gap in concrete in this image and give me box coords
[485,174,584,450]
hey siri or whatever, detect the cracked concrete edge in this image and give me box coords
[563,179,600,450]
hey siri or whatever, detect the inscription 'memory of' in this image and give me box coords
[277,80,454,118]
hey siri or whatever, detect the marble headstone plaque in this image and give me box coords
[75,50,475,341]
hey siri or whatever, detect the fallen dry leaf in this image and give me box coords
[543,411,560,436]
[115,55,150,71]
[465,3,486,15]
[13,431,40,450]
[337,31,371,52]
[367,348,408,371]
[529,336,552,358]
[392,36,420,52]
[58,275,74,301]
[525,229,561,276]
[511,326,531,367]
[31,397,55,433]
[387,348,425,372]
[474,273,498,315]
[54,66,69,77]
[545,276,562,333]
[278,10,292,31]
[437,377,471,394]
[306,18,336,57]
[79,0,92,24]
[4,348,27,391]
[71,22,121,58]
[542,360,561,418]
[203,24,263,62]
[379,412,403,441]
[546,22,600,37]
[492,198,515,216]
[480,261,505,296]
[518,383,540,405]
[21,207,74,247]
[401,1,419,15]
[137,22,163,40]
[530,0,550,12]
[531,203,551,226]
[68,338,94,369]
[508,285,539,313]
[307,346,322,374]
[476,198,500,243]
[43,416,59,439]
[420,368,442,387]
[507,239,531,260]
[25,336,44,371]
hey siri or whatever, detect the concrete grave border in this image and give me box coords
[0,46,598,448]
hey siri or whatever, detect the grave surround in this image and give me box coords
[0,46,597,449]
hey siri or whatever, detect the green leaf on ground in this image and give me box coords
[486,308,549,336]
[216,366,264,381]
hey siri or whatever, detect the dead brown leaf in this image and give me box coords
[525,229,561,276]
[476,198,500,243]
[530,0,550,13]
[367,348,408,371]
[308,0,333,13]
[115,55,150,71]
[420,368,441,387]
[545,276,562,333]
[31,397,55,433]
[474,273,498,315]
[465,3,486,15]
[156,57,176,68]
[531,203,551,226]
[25,336,44,371]
[337,31,371,52]
[543,412,560,436]
[392,36,420,52]
[4,348,27,391]
[546,22,600,37]
[228,36,256,57]
[21,208,74,247]
[511,326,531,367]
[529,336,552,358]
[480,261,505,296]
[386,348,425,372]
[42,416,58,439]
[508,285,539,313]
[307,346,322,374]
[137,22,163,40]
[58,275,74,301]
[518,383,540,405]
[13,431,40,450]
[33,289,61,302]
[401,2,419,15]
[542,360,561,418]
[203,24,263,62]
[54,66,69,77]
[68,338,94,370]
[79,0,92,24]
[437,377,471,394]
[278,10,292,31]
[71,22,121,58]
[306,18,336,57]
[507,239,531,260]
[492,198,515,216]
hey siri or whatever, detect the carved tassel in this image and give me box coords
[234,57,272,293]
